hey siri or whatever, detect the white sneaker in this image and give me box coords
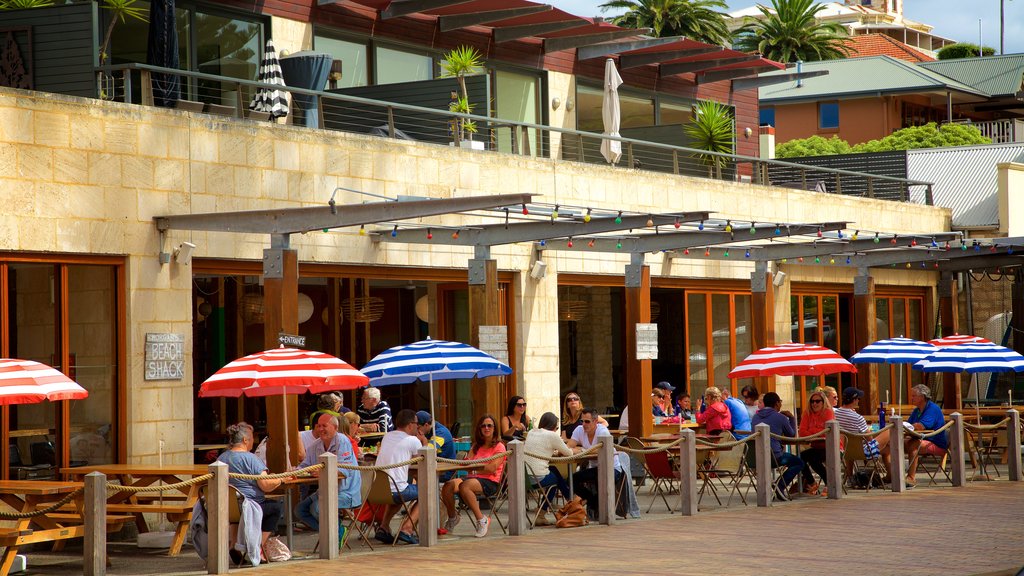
[474,516,489,538]
[444,514,461,533]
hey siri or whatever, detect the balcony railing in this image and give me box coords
[967,119,1024,144]
[96,63,934,205]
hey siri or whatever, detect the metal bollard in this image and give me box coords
[1007,409,1022,482]
[596,436,615,525]
[889,416,906,493]
[207,461,229,574]
[317,453,338,559]
[84,472,107,576]
[678,429,697,515]
[507,440,527,535]
[949,413,966,487]
[825,421,842,500]
[754,424,772,507]
[416,447,438,547]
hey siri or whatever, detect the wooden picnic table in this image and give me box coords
[0,480,130,576]
[60,464,211,556]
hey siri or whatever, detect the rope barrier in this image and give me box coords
[0,489,84,519]
[964,418,1010,432]
[105,474,214,494]
[437,450,509,465]
[338,457,423,472]
[616,439,684,455]
[521,444,603,463]
[769,428,829,443]
[695,431,760,449]
[229,463,325,481]
[904,420,954,440]
[840,423,893,439]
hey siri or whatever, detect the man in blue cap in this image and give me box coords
[417,410,456,481]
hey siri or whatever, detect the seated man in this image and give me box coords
[356,387,394,434]
[567,408,626,518]
[416,411,456,482]
[722,388,752,439]
[294,413,362,531]
[876,384,947,487]
[833,387,882,478]
[374,409,426,544]
[751,392,803,501]
[523,412,573,526]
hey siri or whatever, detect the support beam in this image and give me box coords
[624,255,653,440]
[732,70,830,91]
[669,232,962,263]
[493,20,586,43]
[937,254,1024,272]
[382,0,475,19]
[749,261,774,395]
[937,272,960,409]
[439,5,550,31]
[660,54,760,77]
[264,234,300,472]
[697,64,779,84]
[853,273,878,413]
[577,36,683,61]
[469,258,502,421]
[620,46,722,69]
[544,28,651,54]
[155,193,534,234]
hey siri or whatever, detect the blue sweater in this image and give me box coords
[751,407,796,460]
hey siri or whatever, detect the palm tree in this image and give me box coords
[599,0,730,45]
[732,0,849,63]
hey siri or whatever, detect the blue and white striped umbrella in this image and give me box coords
[361,338,511,422]
[851,337,936,365]
[912,342,1024,374]
[249,38,289,119]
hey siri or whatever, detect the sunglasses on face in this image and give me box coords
[480,423,494,429]
[810,399,823,404]
[567,396,580,401]
[582,419,593,424]
[516,402,527,407]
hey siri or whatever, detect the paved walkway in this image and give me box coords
[236,482,1024,576]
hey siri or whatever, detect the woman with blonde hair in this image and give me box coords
[561,392,606,439]
[340,411,362,460]
[696,386,732,435]
[798,388,834,495]
[817,385,839,409]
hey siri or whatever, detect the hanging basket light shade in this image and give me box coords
[297,292,315,324]
[342,296,385,323]
[558,300,588,322]
[240,292,264,325]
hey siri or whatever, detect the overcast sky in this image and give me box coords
[550,0,1024,54]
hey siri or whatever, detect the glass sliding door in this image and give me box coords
[315,35,369,88]
[494,70,540,155]
[374,46,433,85]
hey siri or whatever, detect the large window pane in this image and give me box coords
[687,293,708,401]
[575,84,603,132]
[375,46,432,85]
[195,12,262,105]
[710,294,731,393]
[620,94,654,129]
[659,101,692,125]
[315,35,368,88]
[734,294,752,379]
[495,70,539,155]
[8,263,59,479]
[68,266,116,466]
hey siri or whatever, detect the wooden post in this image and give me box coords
[754,424,772,507]
[139,70,152,106]
[84,472,106,576]
[750,264,774,395]
[889,416,906,493]
[949,413,966,487]
[825,420,841,500]
[416,445,438,547]
[624,259,653,440]
[468,254,502,421]
[507,440,527,535]
[1007,409,1022,482]
[854,273,878,411]
[596,435,615,526]
[678,429,697,515]
[317,452,338,559]
[207,461,229,575]
[263,237,300,472]
[938,273,960,409]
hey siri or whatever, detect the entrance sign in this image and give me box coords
[278,332,307,348]
[144,333,184,380]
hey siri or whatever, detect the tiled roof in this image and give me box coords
[843,34,935,63]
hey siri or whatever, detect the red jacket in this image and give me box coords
[697,401,732,432]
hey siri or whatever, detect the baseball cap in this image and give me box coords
[416,410,433,426]
[653,381,676,392]
[842,387,864,403]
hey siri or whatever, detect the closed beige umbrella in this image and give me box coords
[599,58,623,164]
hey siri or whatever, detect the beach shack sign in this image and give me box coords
[145,333,184,380]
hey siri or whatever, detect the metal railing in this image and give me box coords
[96,63,934,204]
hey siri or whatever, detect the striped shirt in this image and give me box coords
[357,400,394,432]
[833,407,868,434]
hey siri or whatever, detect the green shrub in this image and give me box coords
[851,123,990,153]
[775,135,851,158]
[937,43,996,59]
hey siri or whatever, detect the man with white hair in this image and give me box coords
[876,384,947,488]
[356,387,393,433]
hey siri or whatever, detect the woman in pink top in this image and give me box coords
[696,386,732,435]
[798,389,834,495]
[441,414,506,538]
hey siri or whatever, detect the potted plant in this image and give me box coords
[683,100,735,178]
[440,45,484,149]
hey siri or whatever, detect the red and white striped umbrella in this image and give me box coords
[728,342,857,379]
[928,333,992,347]
[0,358,88,405]
[198,347,368,398]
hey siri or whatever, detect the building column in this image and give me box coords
[624,254,653,439]
[853,271,878,413]
[1012,272,1024,358]
[263,234,300,472]
[750,262,775,394]
[469,247,502,422]
[938,272,960,409]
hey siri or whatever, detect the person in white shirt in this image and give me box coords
[566,408,625,517]
[374,409,426,545]
[523,412,573,526]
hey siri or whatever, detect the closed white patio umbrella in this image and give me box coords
[599,58,623,165]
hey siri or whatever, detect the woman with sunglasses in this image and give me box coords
[441,414,506,538]
[798,389,834,496]
[561,392,607,439]
[501,395,530,443]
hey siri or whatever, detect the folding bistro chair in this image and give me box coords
[915,450,951,485]
[461,466,509,534]
[843,435,886,492]
[526,470,563,528]
[362,471,415,546]
[642,449,678,513]
[699,433,749,507]
[623,436,651,487]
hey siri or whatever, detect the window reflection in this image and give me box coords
[375,46,433,85]
[315,35,368,88]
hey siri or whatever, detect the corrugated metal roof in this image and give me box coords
[759,56,987,103]
[920,54,1024,97]
[906,143,1024,228]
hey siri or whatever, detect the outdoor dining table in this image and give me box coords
[60,464,211,555]
[0,479,104,575]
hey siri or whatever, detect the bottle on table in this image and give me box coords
[878,401,886,428]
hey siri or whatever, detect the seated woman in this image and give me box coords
[798,389,833,496]
[501,395,530,443]
[217,422,284,554]
[523,412,573,526]
[340,412,362,461]
[561,392,607,439]
[441,414,506,538]
[696,386,732,435]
